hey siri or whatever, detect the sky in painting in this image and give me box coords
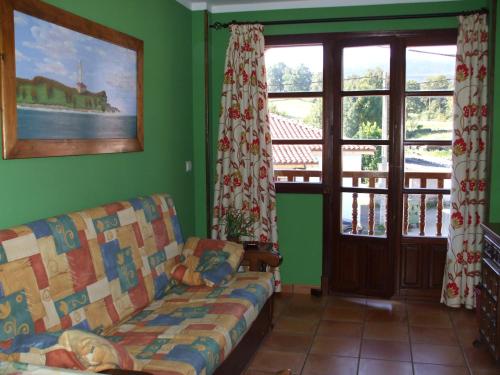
[14,11,137,115]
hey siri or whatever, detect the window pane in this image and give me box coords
[269,98,322,135]
[405,96,453,140]
[341,193,387,237]
[269,98,322,183]
[343,45,390,91]
[406,45,456,91]
[265,45,323,93]
[404,145,451,174]
[342,145,388,189]
[273,145,322,183]
[342,96,389,139]
[403,194,450,237]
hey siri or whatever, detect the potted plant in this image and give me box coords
[222,207,255,243]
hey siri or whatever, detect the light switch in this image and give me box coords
[185,160,192,172]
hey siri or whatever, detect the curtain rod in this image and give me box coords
[209,8,488,30]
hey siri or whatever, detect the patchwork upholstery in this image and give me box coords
[0,193,275,375]
[0,329,139,372]
[171,237,244,287]
[105,271,274,375]
[0,194,183,341]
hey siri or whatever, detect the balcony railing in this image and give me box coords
[273,169,451,237]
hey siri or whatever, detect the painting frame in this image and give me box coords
[0,0,144,159]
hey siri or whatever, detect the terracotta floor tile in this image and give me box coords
[471,370,500,375]
[274,316,318,335]
[316,320,363,338]
[456,328,480,348]
[248,349,306,373]
[412,343,465,366]
[289,293,327,306]
[262,332,313,353]
[410,326,458,346]
[463,346,500,370]
[360,339,412,361]
[365,307,408,323]
[310,336,360,357]
[409,311,452,328]
[244,370,275,375]
[363,322,409,342]
[327,296,366,308]
[322,306,365,322]
[413,364,469,375]
[358,358,413,375]
[449,308,478,329]
[282,304,323,321]
[302,353,358,375]
[407,302,449,314]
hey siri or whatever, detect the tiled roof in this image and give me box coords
[269,113,375,165]
[270,114,322,140]
[272,144,318,165]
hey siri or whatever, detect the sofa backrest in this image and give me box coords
[0,193,183,340]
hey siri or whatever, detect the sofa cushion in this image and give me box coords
[170,238,244,287]
[0,193,183,338]
[104,271,274,375]
[0,330,140,372]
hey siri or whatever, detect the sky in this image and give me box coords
[265,44,457,85]
[14,11,137,115]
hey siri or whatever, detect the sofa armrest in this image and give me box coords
[243,250,282,272]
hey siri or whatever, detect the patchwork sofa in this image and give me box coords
[0,193,279,374]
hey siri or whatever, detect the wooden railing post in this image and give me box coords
[437,178,444,236]
[272,170,451,237]
[403,175,409,235]
[419,178,427,236]
[368,177,375,235]
[352,177,358,234]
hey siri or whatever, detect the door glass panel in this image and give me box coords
[405,96,453,140]
[406,45,456,91]
[341,193,387,237]
[403,194,450,237]
[265,45,323,93]
[343,45,390,91]
[404,145,452,174]
[342,145,389,189]
[269,98,322,132]
[342,96,389,139]
[272,144,323,183]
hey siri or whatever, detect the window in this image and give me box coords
[403,45,456,237]
[266,31,456,239]
[265,45,323,187]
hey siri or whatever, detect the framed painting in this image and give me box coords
[0,0,144,159]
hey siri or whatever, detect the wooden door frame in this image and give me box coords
[266,29,457,298]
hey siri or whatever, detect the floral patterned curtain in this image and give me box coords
[441,14,488,309]
[211,24,280,291]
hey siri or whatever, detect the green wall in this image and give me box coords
[0,0,195,236]
[198,0,489,286]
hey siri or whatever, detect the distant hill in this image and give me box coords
[16,76,119,113]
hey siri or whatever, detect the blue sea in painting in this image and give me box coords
[17,108,137,140]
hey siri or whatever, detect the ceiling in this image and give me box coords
[175,0,457,13]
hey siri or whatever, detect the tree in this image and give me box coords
[355,122,382,171]
[304,98,322,129]
[268,62,287,92]
[342,68,384,138]
[283,64,312,91]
